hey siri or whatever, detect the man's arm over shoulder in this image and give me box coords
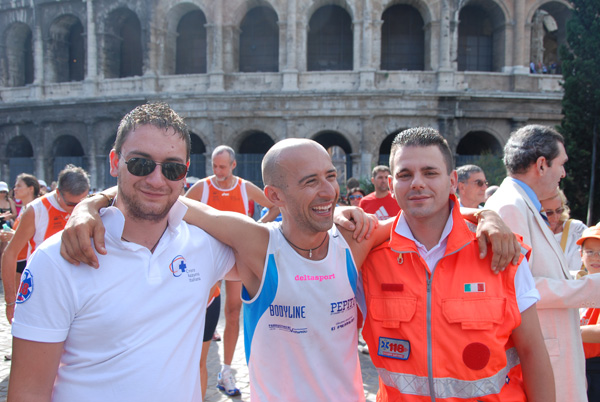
[512,304,555,402]
[178,197,268,297]
[8,338,64,402]
[339,218,393,269]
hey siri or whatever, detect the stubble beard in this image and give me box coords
[118,179,177,223]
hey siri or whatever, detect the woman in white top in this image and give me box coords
[541,189,587,275]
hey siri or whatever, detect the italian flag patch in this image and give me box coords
[464,283,486,293]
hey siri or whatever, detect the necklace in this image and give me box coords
[121,226,167,253]
[279,228,328,258]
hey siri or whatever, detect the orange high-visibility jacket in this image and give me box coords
[362,199,528,401]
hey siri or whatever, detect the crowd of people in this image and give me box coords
[0,103,598,401]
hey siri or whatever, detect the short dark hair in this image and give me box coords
[503,125,564,175]
[371,165,391,178]
[456,165,483,183]
[16,173,40,198]
[348,187,365,196]
[57,164,90,195]
[390,127,454,173]
[114,103,191,160]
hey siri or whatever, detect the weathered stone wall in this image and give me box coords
[0,0,570,189]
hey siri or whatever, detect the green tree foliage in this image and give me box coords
[559,0,600,224]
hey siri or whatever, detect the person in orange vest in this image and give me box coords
[2,165,90,323]
[360,127,555,401]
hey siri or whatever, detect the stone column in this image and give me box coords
[85,0,97,79]
[511,1,529,74]
[31,8,44,99]
[282,0,298,91]
[352,19,361,72]
[436,2,455,90]
[207,2,224,91]
[359,11,376,90]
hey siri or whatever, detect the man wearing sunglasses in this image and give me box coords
[186,145,279,396]
[2,164,90,323]
[6,103,236,401]
[456,164,488,208]
[58,135,524,401]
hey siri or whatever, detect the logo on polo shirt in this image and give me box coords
[16,270,34,303]
[169,255,188,277]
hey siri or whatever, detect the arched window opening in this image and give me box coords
[176,10,207,74]
[239,7,279,72]
[5,23,34,86]
[120,14,143,77]
[312,131,352,190]
[307,5,353,71]
[458,6,493,72]
[238,131,275,188]
[188,133,206,179]
[381,5,424,71]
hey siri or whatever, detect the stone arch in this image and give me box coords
[188,132,207,179]
[379,0,433,24]
[378,130,404,166]
[307,5,353,71]
[239,6,279,72]
[167,5,207,75]
[6,135,33,158]
[311,131,353,188]
[528,1,572,74]
[6,135,35,187]
[51,135,86,181]
[4,22,34,87]
[47,14,85,83]
[229,0,284,27]
[236,131,275,187]
[455,130,502,165]
[457,0,507,72]
[103,8,143,78]
[304,0,355,21]
[380,4,425,71]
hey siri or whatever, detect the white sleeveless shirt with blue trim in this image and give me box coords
[242,223,365,401]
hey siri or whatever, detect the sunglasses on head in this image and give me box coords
[120,154,188,181]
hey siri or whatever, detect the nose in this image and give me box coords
[145,164,168,187]
[410,174,425,189]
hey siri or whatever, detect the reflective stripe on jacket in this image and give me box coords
[362,197,527,401]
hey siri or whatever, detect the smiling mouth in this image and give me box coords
[312,204,332,214]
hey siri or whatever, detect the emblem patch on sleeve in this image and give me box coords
[16,270,34,303]
[378,337,410,360]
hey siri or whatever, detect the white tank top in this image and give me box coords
[242,223,365,401]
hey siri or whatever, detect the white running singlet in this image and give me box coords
[242,223,365,401]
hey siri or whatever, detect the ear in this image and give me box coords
[388,175,395,199]
[264,185,285,207]
[109,149,120,178]
[449,171,458,194]
[535,156,547,176]
[231,160,237,170]
[371,177,376,185]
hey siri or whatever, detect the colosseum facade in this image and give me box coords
[0,0,570,190]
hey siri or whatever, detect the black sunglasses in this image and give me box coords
[121,154,187,181]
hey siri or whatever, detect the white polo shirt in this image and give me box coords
[12,200,235,402]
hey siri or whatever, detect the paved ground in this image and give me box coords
[0,286,379,401]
